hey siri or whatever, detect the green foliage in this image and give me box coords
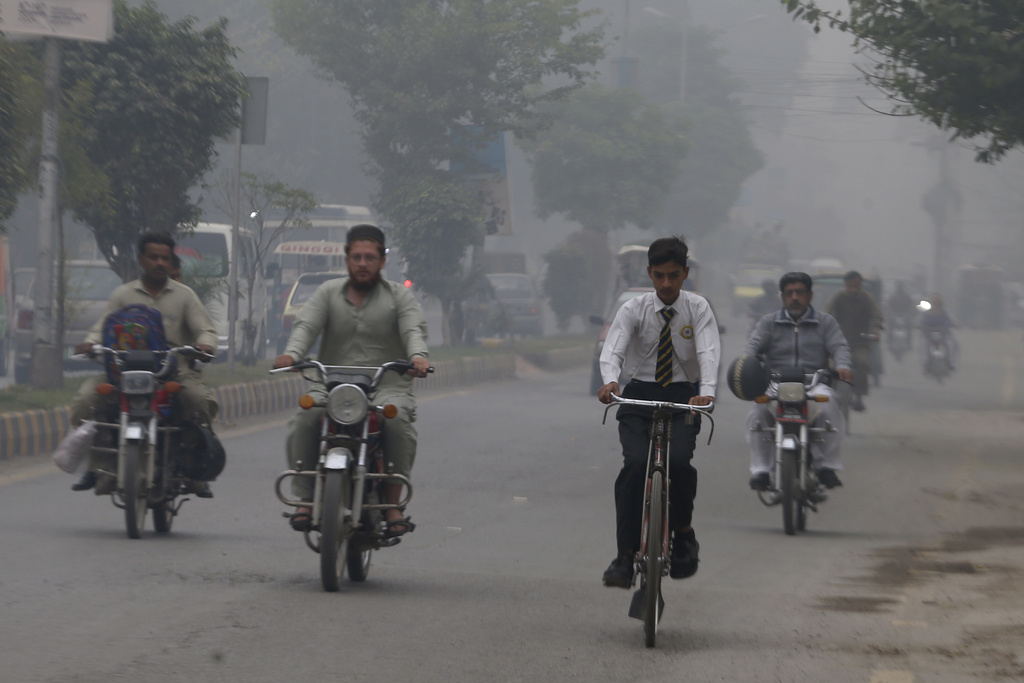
[543,243,588,332]
[522,85,688,234]
[59,0,247,278]
[270,0,605,343]
[781,1,1024,162]
[0,42,36,226]
[631,25,763,240]
[180,258,229,308]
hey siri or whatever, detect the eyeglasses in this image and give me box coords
[782,288,809,297]
[347,254,380,264]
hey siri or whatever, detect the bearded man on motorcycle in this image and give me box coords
[273,224,430,536]
[745,272,853,492]
[69,231,219,496]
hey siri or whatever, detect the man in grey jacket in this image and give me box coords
[744,272,853,491]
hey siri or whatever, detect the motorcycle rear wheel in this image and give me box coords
[780,450,797,536]
[123,442,148,539]
[644,470,665,648]
[320,470,352,592]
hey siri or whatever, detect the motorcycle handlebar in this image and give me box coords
[269,359,435,383]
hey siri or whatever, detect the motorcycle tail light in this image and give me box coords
[382,404,398,419]
[164,381,182,393]
[96,383,116,395]
[299,394,316,410]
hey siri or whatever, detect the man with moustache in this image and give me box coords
[744,272,852,492]
[274,224,430,536]
[69,231,218,496]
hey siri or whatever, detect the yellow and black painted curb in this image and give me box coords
[0,354,518,462]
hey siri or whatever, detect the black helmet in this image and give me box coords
[726,354,769,401]
[177,421,226,481]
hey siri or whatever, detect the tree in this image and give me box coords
[0,41,36,227]
[521,85,687,313]
[632,25,763,240]
[523,86,688,235]
[271,0,605,342]
[59,0,247,279]
[780,0,1024,162]
[209,171,318,364]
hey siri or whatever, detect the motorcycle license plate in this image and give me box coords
[124,424,144,440]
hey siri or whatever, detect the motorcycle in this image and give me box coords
[887,316,912,361]
[924,329,952,382]
[80,344,218,538]
[749,366,839,536]
[273,359,432,592]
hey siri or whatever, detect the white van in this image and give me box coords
[175,222,269,360]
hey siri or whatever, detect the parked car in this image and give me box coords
[13,260,123,382]
[276,270,347,354]
[478,272,544,338]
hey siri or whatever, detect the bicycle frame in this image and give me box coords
[602,394,714,647]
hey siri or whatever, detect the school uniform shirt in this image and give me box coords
[600,290,721,396]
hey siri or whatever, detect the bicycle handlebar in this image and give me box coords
[601,394,715,444]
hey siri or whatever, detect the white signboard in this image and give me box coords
[0,0,113,42]
[274,241,347,256]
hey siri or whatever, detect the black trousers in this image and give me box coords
[614,380,700,557]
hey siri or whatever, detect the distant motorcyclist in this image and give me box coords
[885,281,916,346]
[920,294,958,371]
[826,271,882,411]
[745,272,852,492]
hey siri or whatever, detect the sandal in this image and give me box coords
[289,506,312,532]
[384,515,416,538]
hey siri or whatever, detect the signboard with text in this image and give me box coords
[0,0,113,42]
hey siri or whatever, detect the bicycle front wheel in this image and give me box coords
[644,470,665,648]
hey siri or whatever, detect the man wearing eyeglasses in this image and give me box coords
[273,224,430,536]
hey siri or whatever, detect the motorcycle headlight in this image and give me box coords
[777,382,805,403]
[326,384,368,425]
[120,371,155,395]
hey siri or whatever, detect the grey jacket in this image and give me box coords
[743,306,852,374]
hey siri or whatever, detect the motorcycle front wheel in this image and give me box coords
[320,469,352,592]
[780,449,797,536]
[123,442,148,539]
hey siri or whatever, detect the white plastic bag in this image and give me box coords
[52,420,97,474]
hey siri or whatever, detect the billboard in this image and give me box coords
[0,0,113,42]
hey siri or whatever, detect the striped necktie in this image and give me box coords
[655,308,675,386]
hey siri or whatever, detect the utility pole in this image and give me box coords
[31,37,63,389]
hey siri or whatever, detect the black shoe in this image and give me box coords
[851,397,865,412]
[749,472,771,491]
[602,556,634,588]
[670,529,699,579]
[71,471,96,491]
[187,481,214,498]
[817,468,843,489]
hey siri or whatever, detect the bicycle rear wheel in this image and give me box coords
[644,470,665,648]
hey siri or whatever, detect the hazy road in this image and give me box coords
[2,323,1023,682]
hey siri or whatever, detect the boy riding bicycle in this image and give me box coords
[597,237,720,587]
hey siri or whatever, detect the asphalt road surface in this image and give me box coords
[2,325,1023,682]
